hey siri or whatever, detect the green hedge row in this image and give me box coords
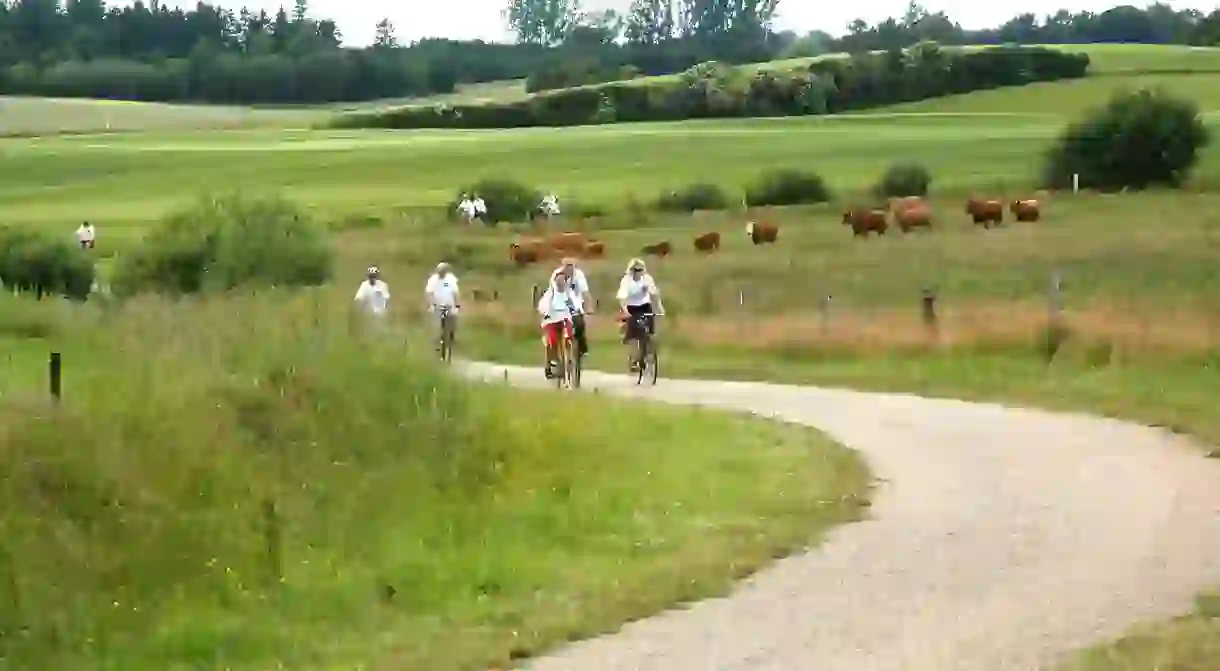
[332,44,1089,130]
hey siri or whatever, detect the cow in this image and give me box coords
[640,241,672,258]
[509,236,547,267]
[746,221,779,245]
[549,231,587,254]
[888,196,925,215]
[1010,199,1041,222]
[965,197,1004,228]
[841,208,888,237]
[693,231,721,253]
[583,240,606,258]
[893,202,933,233]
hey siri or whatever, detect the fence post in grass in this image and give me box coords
[820,295,832,334]
[262,498,283,585]
[1072,173,1080,194]
[921,287,938,335]
[1045,270,1067,363]
[48,352,61,402]
[531,284,540,307]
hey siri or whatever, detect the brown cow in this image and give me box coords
[640,241,672,258]
[888,196,925,215]
[1010,199,1041,222]
[965,197,1004,228]
[583,240,605,258]
[509,236,547,267]
[894,203,933,233]
[693,231,721,253]
[842,208,888,237]
[746,221,779,245]
[549,231,587,254]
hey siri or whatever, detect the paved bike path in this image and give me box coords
[460,361,1220,671]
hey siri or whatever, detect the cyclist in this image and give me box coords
[615,258,665,372]
[354,266,391,322]
[537,269,578,379]
[551,257,593,358]
[424,262,461,352]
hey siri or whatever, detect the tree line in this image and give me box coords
[0,1,1218,106]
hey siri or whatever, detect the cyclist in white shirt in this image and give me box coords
[75,221,96,249]
[456,195,476,224]
[424,262,461,349]
[616,258,665,369]
[537,270,578,379]
[472,195,487,223]
[354,266,391,319]
[551,257,592,358]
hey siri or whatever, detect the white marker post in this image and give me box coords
[1072,173,1079,194]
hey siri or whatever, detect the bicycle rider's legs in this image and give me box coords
[572,312,589,356]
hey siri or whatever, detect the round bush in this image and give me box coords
[112,193,332,296]
[451,178,542,223]
[656,183,731,213]
[1043,87,1210,191]
[0,226,95,301]
[873,162,933,198]
[745,168,831,206]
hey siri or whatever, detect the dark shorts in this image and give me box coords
[624,303,654,339]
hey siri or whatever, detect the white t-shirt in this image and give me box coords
[457,199,475,219]
[616,273,658,307]
[537,286,577,325]
[541,195,560,216]
[473,198,487,215]
[425,273,460,308]
[551,267,590,313]
[75,225,95,243]
[354,279,391,315]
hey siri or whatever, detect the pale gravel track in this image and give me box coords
[460,361,1220,671]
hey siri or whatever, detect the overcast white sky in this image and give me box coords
[130,1,1216,46]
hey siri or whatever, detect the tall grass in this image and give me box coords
[0,290,867,670]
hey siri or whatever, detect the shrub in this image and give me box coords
[112,192,332,296]
[451,178,543,223]
[1042,87,1210,191]
[0,226,95,301]
[872,162,933,198]
[745,168,832,206]
[656,183,732,212]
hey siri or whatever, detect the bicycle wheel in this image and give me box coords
[439,315,452,363]
[572,340,583,389]
[634,336,646,385]
[645,338,659,385]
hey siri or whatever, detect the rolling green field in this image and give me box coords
[4,42,1220,671]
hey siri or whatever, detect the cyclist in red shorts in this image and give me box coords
[536,269,578,379]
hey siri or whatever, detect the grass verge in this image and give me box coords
[0,291,869,671]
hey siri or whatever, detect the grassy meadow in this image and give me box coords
[4,42,1220,670]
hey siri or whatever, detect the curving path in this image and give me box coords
[461,361,1220,671]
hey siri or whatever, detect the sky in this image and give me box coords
[131,1,1216,47]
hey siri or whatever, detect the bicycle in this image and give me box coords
[550,318,581,390]
[436,305,457,363]
[625,312,659,386]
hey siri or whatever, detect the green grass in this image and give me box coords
[0,290,868,670]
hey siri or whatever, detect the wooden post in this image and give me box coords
[530,284,539,306]
[921,287,937,334]
[1045,270,1067,363]
[820,295,832,334]
[48,352,61,402]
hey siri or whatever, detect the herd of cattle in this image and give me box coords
[505,195,1043,267]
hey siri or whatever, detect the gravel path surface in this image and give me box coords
[461,361,1220,671]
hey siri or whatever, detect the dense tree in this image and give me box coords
[503,0,580,46]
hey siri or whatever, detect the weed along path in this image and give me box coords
[460,361,1220,671]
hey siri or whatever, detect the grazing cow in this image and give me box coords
[640,241,672,258]
[509,236,547,267]
[693,231,721,253]
[583,240,606,258]
[965,197,1004,228]
[887,196,925,215]
[549,231,587,254]
[1010,199,1041,222]
[894,202,933,233]
[746,221,779,245]
[841,208,888,237]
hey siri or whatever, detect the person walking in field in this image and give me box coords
[75,221,95,249]
[354,266,391,323]
[472,194,487,224]
[457,194,476,225]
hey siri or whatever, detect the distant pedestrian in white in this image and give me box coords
[354,266,391,322]
[75,221,95,249]
[456,195,476,224]
[540,193,560,218]
[472,194,487,224]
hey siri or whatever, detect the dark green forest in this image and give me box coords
[0,0,1218,105]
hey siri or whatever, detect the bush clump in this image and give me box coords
[450,178,543,223]
[872,162,933,198]
[112,193,332,296]
[656,183,731,213]
[745,168,831,206]
[1043,87,1210,191]
[0,226,95,300]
